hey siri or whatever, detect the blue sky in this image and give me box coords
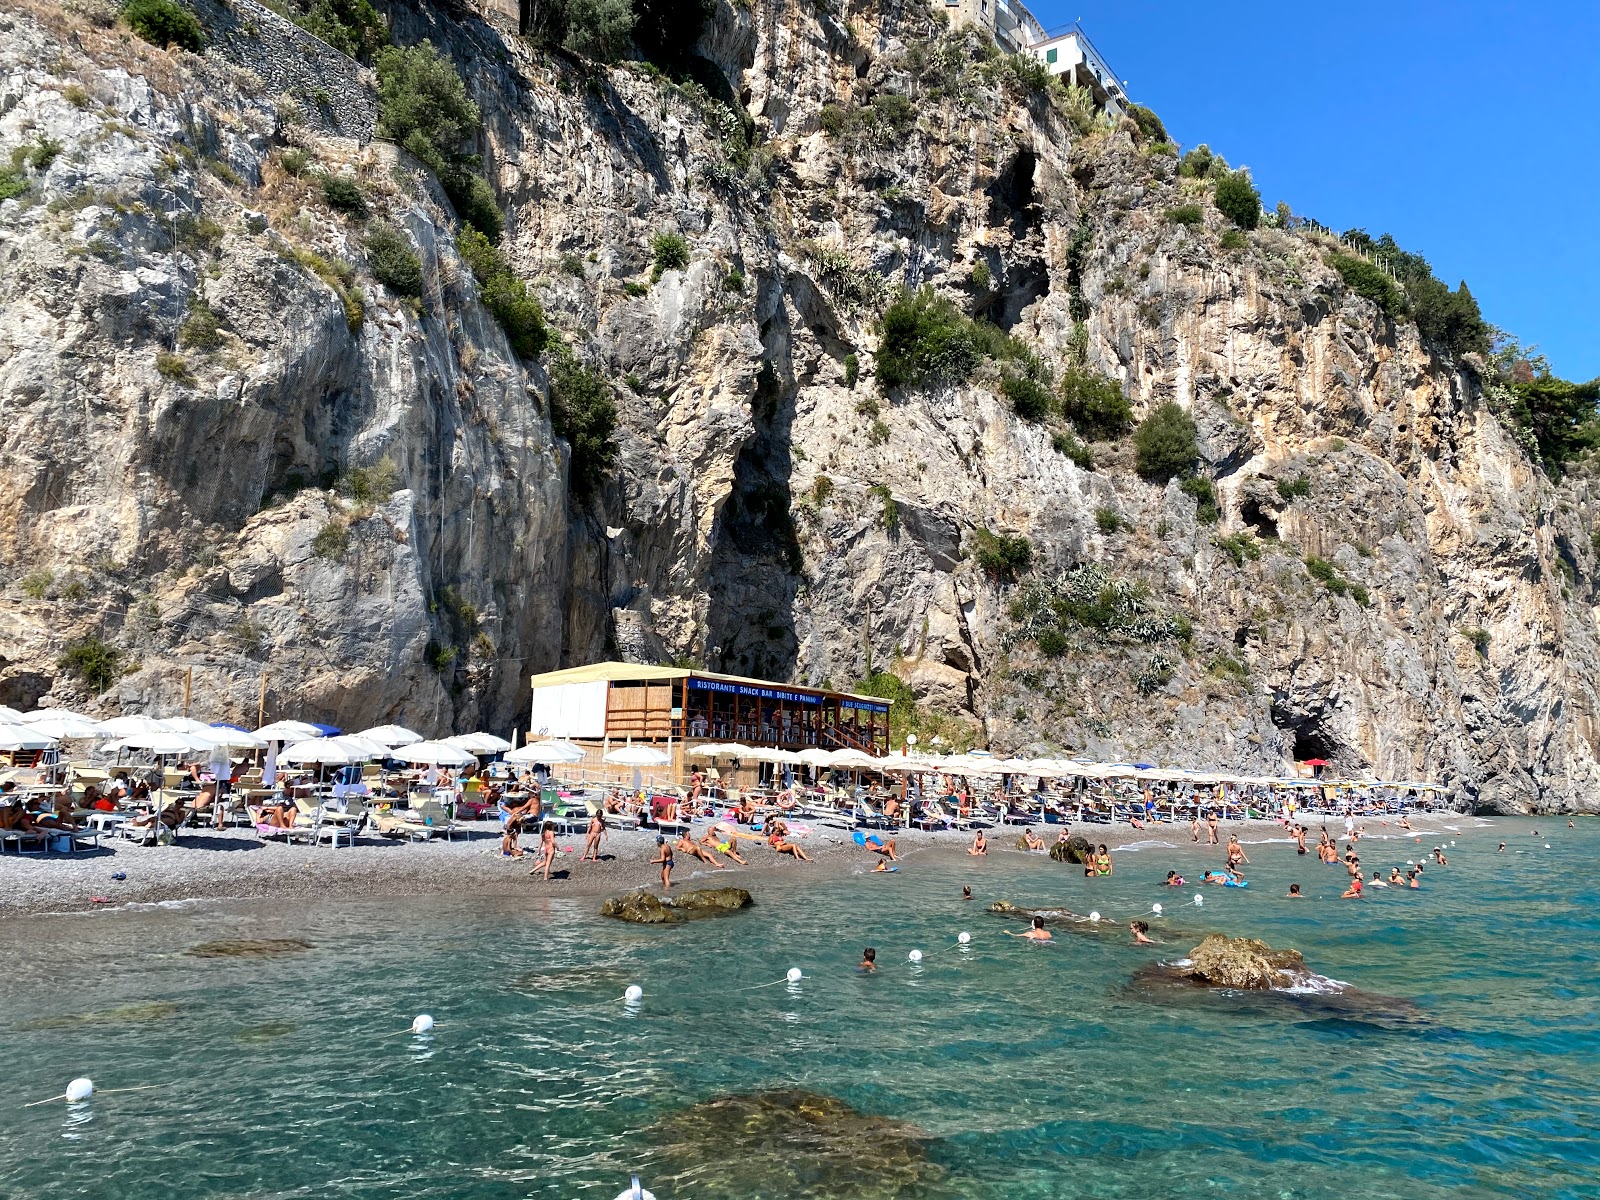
[1028,1,1599,381]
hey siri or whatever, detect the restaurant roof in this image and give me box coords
[527,661,888,707]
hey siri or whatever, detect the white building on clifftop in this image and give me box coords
[937,0,1127,114]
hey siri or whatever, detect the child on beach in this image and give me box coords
[528,822,557,880]
[650,835,674,890]
[501,815,525,859]
[581,811,607,862]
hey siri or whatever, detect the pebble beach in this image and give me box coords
[1,811,1478,916]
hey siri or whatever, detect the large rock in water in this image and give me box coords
[1182,934,1308,989]
[647,1088,945,1199]
[600,888,753,923]
[1048,835,1094,864]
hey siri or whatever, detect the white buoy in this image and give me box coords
[613,1175,657,1200]
[624,985,643,1003]
[1193,893,1204,906]
[1151,903,1163,915]
[65,1078,94,1103]
[908,949,923,963]
[411,1014,434,1034]
[1545,843,1552,849]
[786,967,803,983]
[958,931,971,944]
[1089,911,1101,923]
[1450,840,1456,846]
[1406,859,1414,866]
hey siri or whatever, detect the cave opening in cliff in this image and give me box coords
[988,149,1036,236]
[1240,496,1278,540]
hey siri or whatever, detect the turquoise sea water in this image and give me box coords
[2,816,1596,1199]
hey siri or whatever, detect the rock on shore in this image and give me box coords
[600,887,754,924]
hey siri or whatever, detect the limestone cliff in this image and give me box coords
[0,0,1595,813]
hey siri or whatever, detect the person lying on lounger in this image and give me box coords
[129,799,192,832]
[0,797,42,833]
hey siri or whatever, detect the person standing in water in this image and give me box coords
[859,948,877,972]
[650,835,674,890]
[1094,844,1113,876]
[1130,920,1154,945]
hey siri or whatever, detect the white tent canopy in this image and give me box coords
[97,715,166,738]
[277,738,363,766]
[22,714,106,740]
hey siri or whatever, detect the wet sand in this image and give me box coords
[0,812,1475,916]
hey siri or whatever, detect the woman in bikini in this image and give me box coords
[1094,844,1113,877]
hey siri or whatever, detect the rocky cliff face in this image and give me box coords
[0,0,1595,812]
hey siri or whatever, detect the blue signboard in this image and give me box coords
[686,676,889,714]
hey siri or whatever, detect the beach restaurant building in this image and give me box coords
[526,663,891,784]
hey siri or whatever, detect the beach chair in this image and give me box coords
[1,827,49,854]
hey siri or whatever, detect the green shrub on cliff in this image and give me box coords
[59,637,123,693]
[548,354,618,496]
[375,42,501,240]
[294,0,388,61]
[1213,169,1261,230]
[1134,403,1198,481]
[1060,367,1131,439]
[364,223,423,297]
[457,228,550,357]
[123,0,204,52]
[1327,253,1406,320]
[970,528,1033,583]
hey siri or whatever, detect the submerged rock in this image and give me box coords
[648,1088,947,1199]
[27,1000,182,1030]
[988,899,1081,924]
[188,938,314,958]
[600,887,754,924]
[1047,836,1093,864]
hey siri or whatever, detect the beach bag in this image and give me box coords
[48,833,73,853]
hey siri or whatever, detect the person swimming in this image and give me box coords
[1286,883,1303,898]
[962,886,973,901]
[1021,916,1051,941]
[860,948,877,972]
[1130,920,1154,945]
[1164,870,1185,887]
[1341,875,1364,899]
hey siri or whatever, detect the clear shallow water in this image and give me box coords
[2,817,1596,1199]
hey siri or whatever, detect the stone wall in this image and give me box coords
[193,0,377,141]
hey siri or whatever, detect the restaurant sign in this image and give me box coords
[688,677,822,706]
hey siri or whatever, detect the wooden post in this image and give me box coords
[257,672,267,729]
[182,667,192,717]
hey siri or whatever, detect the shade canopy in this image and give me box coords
[446,732,513,754]
[277,738,363,766]
[326,734,390,759]
[394,740,478,767]
[17,708,96,725]
[794,747,836,768]
[105,731,202,756]
[198,725,267,749]
[22,714,106,740]
[687,743,754,759]
[355,724,425,748]
[158,717,217,735]
[97,715,166,737]
[603,744,671,766]
[506,740,587,764]
[0,723,58,751]
[256,719,325,742]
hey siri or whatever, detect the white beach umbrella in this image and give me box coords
[795,747,835,768]
[506,740,586,764]
[277,738,362,766]
[200,725,267,750]
[255,719,325,742]
[17,708,96,725]
[446,732,513,754]
[0,723,58,751]
[688,742,754,758]
[158,717,218,735]
[394,740,478,767]
[355,723,425,748]
[97,715,166,738]
[603,744,671,767]
[23,714,107,740]
[827,749,880,770]
[325,734,389,759]
[742,746,800,764]
[0,705,28,723]
[105,730,202,756]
